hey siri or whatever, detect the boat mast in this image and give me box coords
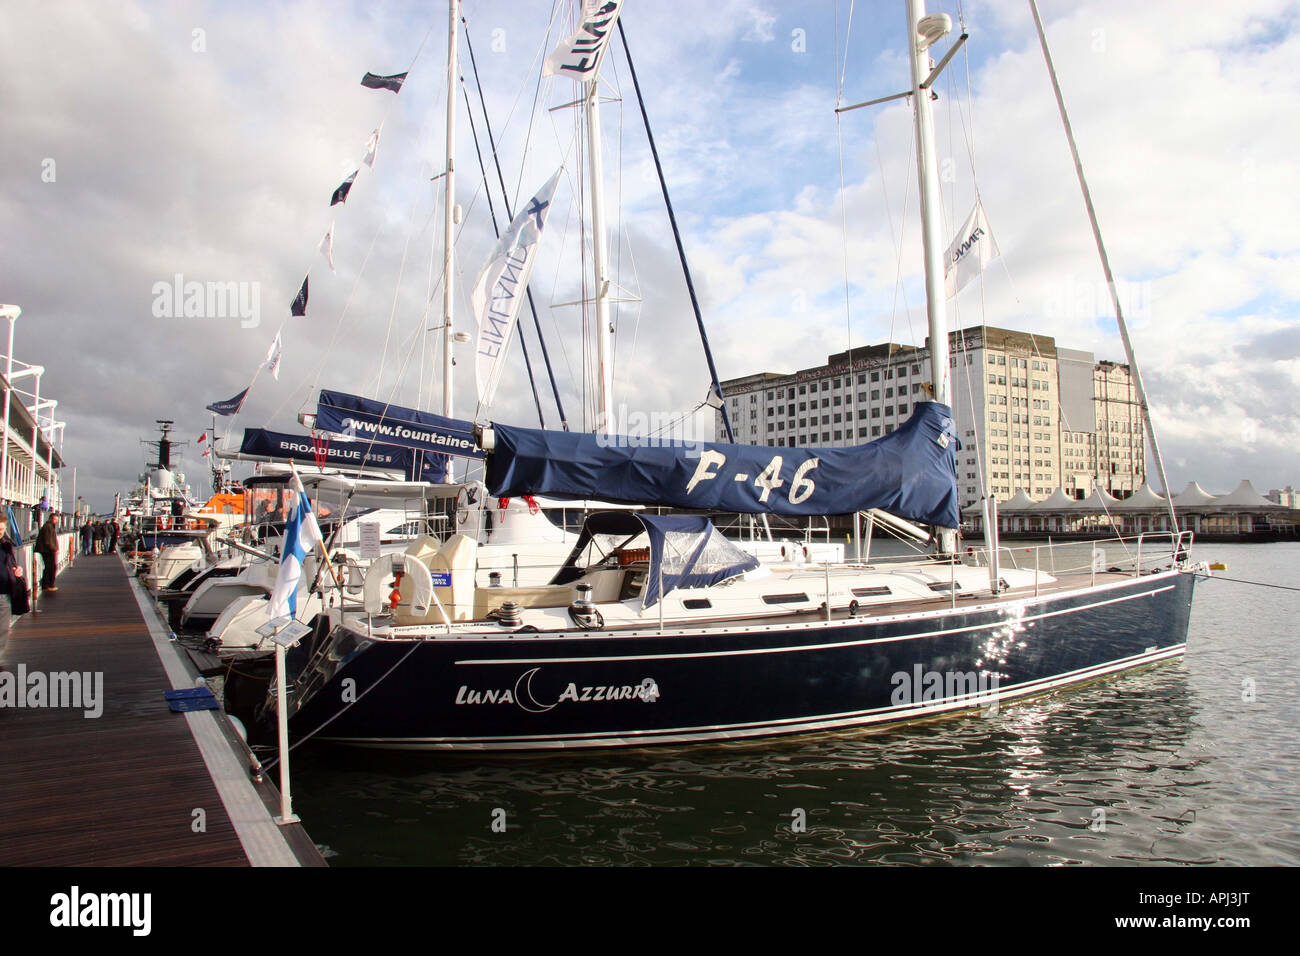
[585,75,614,434]
[906,0,956,552]
[907,0,952,408]
[441,0,460,420]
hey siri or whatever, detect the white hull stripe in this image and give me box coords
[318,643,1186,750]
[450,582,1176,666]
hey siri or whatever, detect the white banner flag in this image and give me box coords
[263,331,282,380]
[472,170,562,408]
[267,471,324,619]
[944,200,999,298]
[364,125,382,168]
[543,0,624,79]
[319,221,335,272]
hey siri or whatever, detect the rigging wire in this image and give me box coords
[459,76,546,427]
[461,12,570,429]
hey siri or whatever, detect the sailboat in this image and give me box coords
[253,0,1201,751]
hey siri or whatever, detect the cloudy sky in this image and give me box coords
[2,0,1297,511]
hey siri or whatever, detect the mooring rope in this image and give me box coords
[1199,573,1300,593]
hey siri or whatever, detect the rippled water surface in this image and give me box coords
[290,542,1300,866]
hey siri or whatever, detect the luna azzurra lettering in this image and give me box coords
[455,674,660,710]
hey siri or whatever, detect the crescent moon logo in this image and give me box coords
[514,667,556,713]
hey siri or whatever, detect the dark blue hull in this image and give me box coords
[284,570,1195,750]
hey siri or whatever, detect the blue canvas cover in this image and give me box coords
[551,512,759,609]
[488,402,960,528]
[315,389,484,461]
[240,427,447,482]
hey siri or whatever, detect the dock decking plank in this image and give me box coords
[0,555,259,866]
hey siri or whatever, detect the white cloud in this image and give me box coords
[742,8,777,44]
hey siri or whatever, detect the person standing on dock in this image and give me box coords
[35,514,59,592]
[0,512,28,636]
[110,519,120,553]
[80,520,92,556]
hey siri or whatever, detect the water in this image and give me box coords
[289,542,1300,866]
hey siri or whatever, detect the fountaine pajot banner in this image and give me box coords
[944,200,999,298]
[315,389,484,460]
[472,170,562,409]
[542,0,624,78]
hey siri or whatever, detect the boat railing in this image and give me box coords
[964,530,1195,589]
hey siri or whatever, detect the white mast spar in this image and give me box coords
[441,0,460,420]
[907,0,956,553]
[585,74,614,434]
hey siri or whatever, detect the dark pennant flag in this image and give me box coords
[330,170,358,207]
[360,71,407,93]
[291,275,308,316]
[206,387,250,417]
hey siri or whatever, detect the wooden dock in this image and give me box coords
[0,554,323,866]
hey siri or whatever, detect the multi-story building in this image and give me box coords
[1267,486,1299,509]
[717,325,1144,508]
[1,305,67,531]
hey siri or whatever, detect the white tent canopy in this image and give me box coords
[1211,479,1279,509]
[1070,486,1121,510]
[1113,482,1168,510]
[996,490,1039,511]
[1174,481,1217,508]
[1029,488,1078,511]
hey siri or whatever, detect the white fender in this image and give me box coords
[363,554,434,616]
